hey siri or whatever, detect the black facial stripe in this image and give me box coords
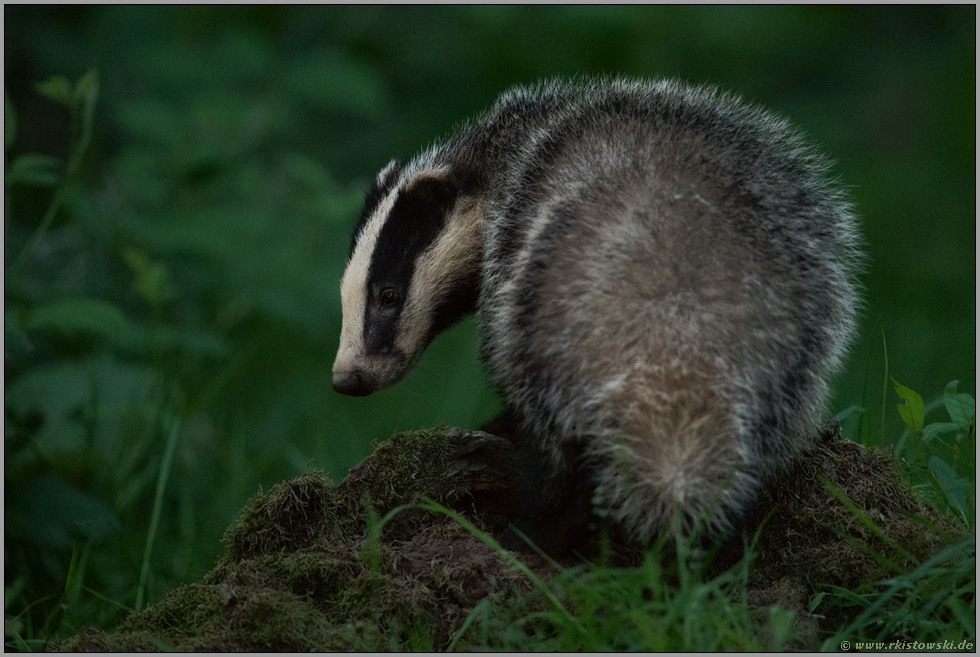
[362,175,461,354]
[349,160,405,259]
[369,177,458,294]
[363,302,405,359]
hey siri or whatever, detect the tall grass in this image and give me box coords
[419,499,795,651]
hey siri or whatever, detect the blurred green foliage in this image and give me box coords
[4,5,975,644]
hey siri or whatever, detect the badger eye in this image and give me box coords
[379,289,400,308]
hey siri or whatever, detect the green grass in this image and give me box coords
[430,418,976,652]
[429,501,798,652]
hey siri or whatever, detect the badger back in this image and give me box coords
[332,159,485,396]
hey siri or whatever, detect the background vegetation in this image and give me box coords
[4,5,975,647]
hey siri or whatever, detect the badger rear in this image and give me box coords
[333,78,862,555]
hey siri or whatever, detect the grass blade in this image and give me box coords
[880,331,889,447]
[135,416,181,610]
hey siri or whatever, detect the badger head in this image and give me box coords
[332,160,484,396]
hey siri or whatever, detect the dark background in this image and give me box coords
[4,5,975,638]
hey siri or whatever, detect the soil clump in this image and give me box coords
[53,423,959,651]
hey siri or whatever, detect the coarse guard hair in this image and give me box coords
[332,77,863,550]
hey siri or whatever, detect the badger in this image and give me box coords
[332,77,862,553]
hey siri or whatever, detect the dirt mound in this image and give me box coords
[54,423,958,651]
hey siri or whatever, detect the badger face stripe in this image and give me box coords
[334,168,472,394]
[334,181,401,390]
[397,193,484,354]
[359,176,457,358]
[367,175,459,308]
[349,160,404,259]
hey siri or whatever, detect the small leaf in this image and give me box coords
[73,68,99,106]
[5,153,63,187]
[904,428,929,469]
[35,75,73,106]
[26,297,129,343]
[944,380,976,433]
[5,91,16,151]
[896,404,915,435]
[893,378,924,433]
[75,68,99,150]
[122,247,176,306]
[922,422,962,443]
[929,456,969,523]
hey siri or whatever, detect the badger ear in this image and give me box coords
[406,173,459,218]
[376,159,403,189]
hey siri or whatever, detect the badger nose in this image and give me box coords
[332,370,373,397]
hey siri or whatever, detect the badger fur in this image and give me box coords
[332,77,862,551]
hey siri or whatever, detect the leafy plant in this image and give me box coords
[2,32,426,646]
[894,379,976,528]
[816,379,976,648]
[6,70,98,278]
[5,71,140,648]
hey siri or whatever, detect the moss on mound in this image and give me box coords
[53,423,961,651]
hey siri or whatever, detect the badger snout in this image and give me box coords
[332,370,374,396]
[332,340,412,396]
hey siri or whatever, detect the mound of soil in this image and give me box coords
[54,423,958,651]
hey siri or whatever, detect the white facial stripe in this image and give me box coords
[332,188,401,375]
[395,196,485,358]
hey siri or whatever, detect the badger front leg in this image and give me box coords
[481,411,597,557]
